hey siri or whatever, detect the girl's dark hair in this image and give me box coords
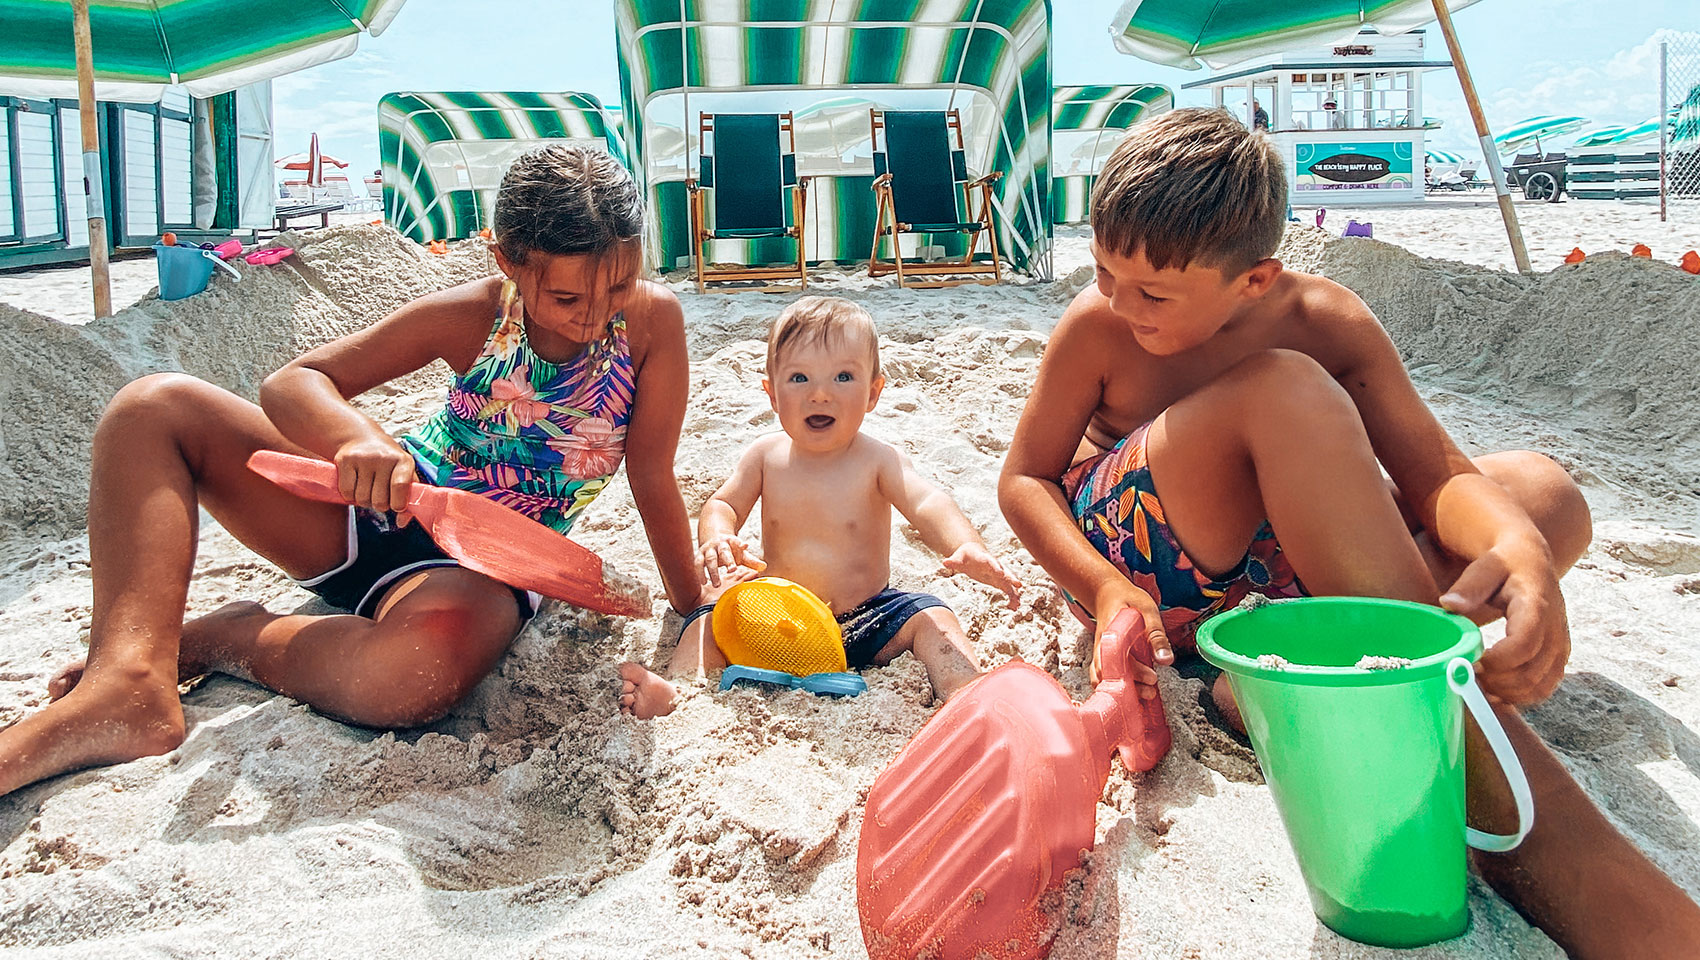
[494,144,642,266]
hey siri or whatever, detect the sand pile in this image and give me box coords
[1,223,1698,958]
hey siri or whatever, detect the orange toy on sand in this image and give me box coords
[1632,243,1652,258]
[857,609,1170,960]
[1563,247,1585,264]
[1681,251,1700,275]
[427,240,449,255]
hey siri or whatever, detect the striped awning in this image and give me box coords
[1677,84,1700,146]
[1424,149,1464,165]
[1110,0,1482,71]
[1051,84,1172,224]
[613,1,1052,277]
[0,0,405,102]
[380,91,628,244]
[1493,115,1588,154]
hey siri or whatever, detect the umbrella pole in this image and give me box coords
[71,0,113,318]
[1430,0,1531,274]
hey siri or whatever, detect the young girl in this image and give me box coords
[0,145,702,798]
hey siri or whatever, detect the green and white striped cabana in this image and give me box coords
[613,1,1052,278]
[1051,84,1172,224]
[379,91,628,244]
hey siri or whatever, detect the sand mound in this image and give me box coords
[2,223,1698,957]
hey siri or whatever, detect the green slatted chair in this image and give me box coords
[868,109,1003,288]
[686,112,808,293]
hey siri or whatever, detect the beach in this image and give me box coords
[1,202,1699,958]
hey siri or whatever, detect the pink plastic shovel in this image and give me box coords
[857,609,1170,960]
[247,450,651,618]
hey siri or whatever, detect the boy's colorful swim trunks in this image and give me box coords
[682,585,948,670]
[1061,421,1306,647]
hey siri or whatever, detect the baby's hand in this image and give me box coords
[941,543,1023,610]
[699,535,766,587]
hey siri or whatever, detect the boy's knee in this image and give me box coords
[102,373,214,430]
[1480,450,1593,565]
[1225,349,1357,424]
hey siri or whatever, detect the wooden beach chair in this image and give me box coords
[868,109,1004,288]
[686,112,808,293]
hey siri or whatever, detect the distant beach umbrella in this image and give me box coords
[277,134,351,185]
[1571,126,1629,148]
[1676,85,1700,146]
[1425,149,1465,165]
[1606,113,1675,146]
[0,0,408,321]
[1492,115,1588,154]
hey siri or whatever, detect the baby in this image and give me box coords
[619,296,1022,718]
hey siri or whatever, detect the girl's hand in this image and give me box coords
[940,543,1023,609]
[1092,581,1171,700]
[1441,546,1570,705]
[698,535,766,587]
[334,436,417,517]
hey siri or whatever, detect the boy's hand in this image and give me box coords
[334,436,417,519]
[1093,582,1172,700]
[699,535,767,587]
[940,543,1023,609]
[1441,546,1570,705]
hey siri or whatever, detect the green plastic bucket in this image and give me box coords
[1195,598,1533,948]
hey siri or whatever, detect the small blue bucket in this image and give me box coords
[154,243,241,300]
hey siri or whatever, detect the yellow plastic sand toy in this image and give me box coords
[713,577,846,676]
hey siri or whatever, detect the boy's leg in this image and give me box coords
[1138,352,1696,956]
[872,607,981,702]
[0,374,350,797]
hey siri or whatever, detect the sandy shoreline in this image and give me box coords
[1,210,1698,958]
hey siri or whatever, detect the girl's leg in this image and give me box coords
[0,374,348,796]
[875,608,981,702]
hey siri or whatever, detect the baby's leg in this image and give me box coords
[616,609,723,719]
[875,608,981,702]
[0,374,349,798]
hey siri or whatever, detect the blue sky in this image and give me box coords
[275,1,1698,178]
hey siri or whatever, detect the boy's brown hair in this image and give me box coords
[768,296,881,378]
[1091,107,1288,275]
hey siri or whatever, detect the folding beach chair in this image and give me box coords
[686,113,808,293]
[868,109,1003,288]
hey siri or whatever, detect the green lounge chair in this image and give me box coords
[686,112,808,292]
[868,109,1003,288]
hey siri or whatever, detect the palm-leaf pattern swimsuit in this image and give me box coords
[401,280,633,534]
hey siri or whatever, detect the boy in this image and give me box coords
[620,296,1022,719]
[997,108,1698,959]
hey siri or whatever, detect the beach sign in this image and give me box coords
[1294,141,1414,194]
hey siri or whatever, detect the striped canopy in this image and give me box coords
[380,91,628,244]
[1493,115,1588,154]
[1571,126,1629,148]
[1051,84,1172,224]
[1424,149,1465,165]
[1110,0,1482,70]
[0,0,405,102]
[1677,84,1700,146]
[613,0,1052,277]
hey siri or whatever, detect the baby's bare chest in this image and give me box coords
[760,464,888,541]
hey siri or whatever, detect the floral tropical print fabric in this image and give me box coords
[402,281,633,534]
[1060,420,1307,647]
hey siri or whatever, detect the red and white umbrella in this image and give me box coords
[275,133,348,186]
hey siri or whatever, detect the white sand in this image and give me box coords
[1,209,1698,958]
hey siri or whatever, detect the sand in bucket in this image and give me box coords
[1196,597,1533,948]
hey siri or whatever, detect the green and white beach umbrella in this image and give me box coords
[1571,125,1629,148]
[1424,148,1465,165]
[1109,0,1484,70]
[1676,84,1700,147]
[1492,115,1588,155]
[2,0,407,101]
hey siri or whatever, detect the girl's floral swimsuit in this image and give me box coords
[1061,421,1307,648]
[297,283,633,618]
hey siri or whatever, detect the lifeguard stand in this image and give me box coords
[1187,29,1452,205]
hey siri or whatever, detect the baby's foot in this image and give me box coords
[617,662,678,719]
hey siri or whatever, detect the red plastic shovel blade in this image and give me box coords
[246,451,650,618]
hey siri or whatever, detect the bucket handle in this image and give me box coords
[202,249,242,282]
[1447,657,1534,852]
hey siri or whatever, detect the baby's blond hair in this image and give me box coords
[767,296,880,378]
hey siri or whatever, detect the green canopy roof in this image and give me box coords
[379,91,628,244]
[614,0,1052,277]
[1051,84,1172,224]
[0,0,405,102]
[1110,0,1482,70]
